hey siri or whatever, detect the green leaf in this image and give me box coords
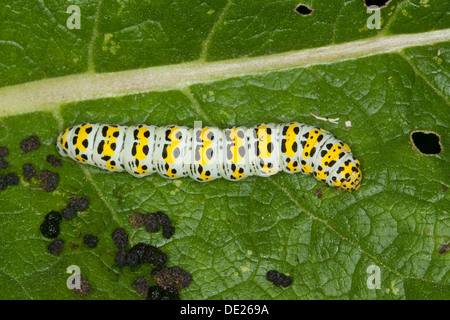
[0,0,449,300]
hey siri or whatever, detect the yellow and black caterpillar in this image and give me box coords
[56,122,362,192]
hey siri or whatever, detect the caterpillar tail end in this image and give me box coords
[56,128,70,158]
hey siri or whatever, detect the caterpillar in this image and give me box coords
[56,122,362,192]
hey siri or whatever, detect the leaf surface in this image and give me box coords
[0,0,449,299]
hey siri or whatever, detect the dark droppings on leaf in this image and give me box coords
[162,286,181,300]
[115,248,129,267]
[48,238,64,255]
[155,211,171,226]
[130,212,146,228]
[40,211,62,238]
[162,224,175,238]
[38,170,59,192]
[40,221,60,238]
[0,172,20,190]
[162,225,175,239]
[110,225,185,300]
[83,234,99,248]
[144,211,175,238]
[294,4,313,16]
[112,228,128,249]
[68,196,89,212]
[133,276,151,298]
[62,206,77,220]
[149,246,167,267]
[147,285,165,300]
[113,232,167,268]
[364,0,392,9]
[127,242,167,267]
[46,154,62,168]
[5,172,19,186]
[147,285,179,300]
[0,157,8,169]
[62,196,89,220]
[0,146,9,157]
[126,245,143,268]
[145,212,160,233]
[266,270,293,288]
[74,275,92,296]
[151,266,192,291]
[410,131,442,155]
[20,135,41,153]
[45,211,62,224]
[0,175,7,191]
[23,163,36,181]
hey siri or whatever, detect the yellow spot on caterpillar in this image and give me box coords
[135,128,149,161]
[256,125,272,159]
[302,163,313,174]
[165,128,181,165]
[106,160,118,171]
[286,160,299,173]
[135,164,148,175]
[61,128,70,150]
[199,170,212,181]
[197,129,214,166]
[303,129,322,159]
[283,124,299,158]
[228,128,245,164]
[74,124,93,152]
[102,127,120,157]
[166,168,178,178]
[343,142,351,152]
[316,170,327,181]
[76,155,88,163]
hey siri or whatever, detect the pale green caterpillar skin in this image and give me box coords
[56,122,362,192]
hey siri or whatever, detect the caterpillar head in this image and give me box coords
[340,166,362,192]
[329,156,362,192]
[338,158,362,192]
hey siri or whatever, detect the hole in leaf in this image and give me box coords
[294,4,313,16]
[410,131,442,155]
[364,0,392,9]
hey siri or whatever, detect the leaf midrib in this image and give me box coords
[1,29,449,117]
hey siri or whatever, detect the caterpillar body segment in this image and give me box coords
[56,122,362,192]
